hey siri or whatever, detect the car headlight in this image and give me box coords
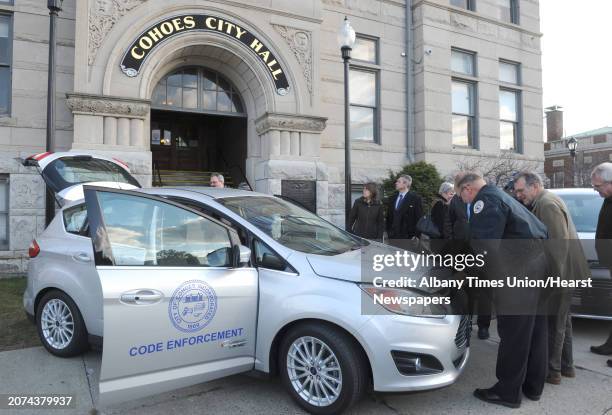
[359,284,447,318]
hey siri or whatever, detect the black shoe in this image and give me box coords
[474,388,520,409]
[522,389,541,401]
[607,359,612,368]
[590,344,612,355]
[478,327,490,340]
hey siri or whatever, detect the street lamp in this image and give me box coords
[338,17,356,230]
[567,137,578,187]
[45,0,63,226]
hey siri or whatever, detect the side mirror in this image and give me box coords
[260,252,285,271]
[239,245,251,265]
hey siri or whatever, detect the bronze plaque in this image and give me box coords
[281,180,317,213]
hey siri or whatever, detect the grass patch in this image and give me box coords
[0,277,40,352]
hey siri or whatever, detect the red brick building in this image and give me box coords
[544,126,612,188]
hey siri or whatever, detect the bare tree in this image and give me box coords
[452,155,542,188]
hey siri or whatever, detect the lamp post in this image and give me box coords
[338,17,356,230]
[45,0,63,226]
[567,137,578,187]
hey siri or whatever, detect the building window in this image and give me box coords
[499,89,520,151]
[499,60,521,152]
[350,35,380,143]
[450,0,475,11]
[451,49,477,147]
[552,171,564,188]
[0,14,12,116]
[352,36,378,64]
[152,67,245,115]
[499,60,520,84]
[497,0,519,24]
[0,176,8,249]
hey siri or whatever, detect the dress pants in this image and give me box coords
[492,313,548,403]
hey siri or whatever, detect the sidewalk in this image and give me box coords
[0,319,610,415]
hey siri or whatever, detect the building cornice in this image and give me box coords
[66,93,150,118]
[255,112,327,135]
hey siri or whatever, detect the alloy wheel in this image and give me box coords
[286,336,343,407]
[40,299,74,350]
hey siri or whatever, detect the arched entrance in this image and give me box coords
[150,66,247,187]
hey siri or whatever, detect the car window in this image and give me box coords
[43,157,140,193]
[218,196,364,256]
[557,193,604,233]
[63,204,88,236]
[253,239,293,272]
[96,192,233,267]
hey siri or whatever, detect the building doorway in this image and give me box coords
[150,67,247,186]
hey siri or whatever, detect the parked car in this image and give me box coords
[550,188,611,320]
[22,152,469,414]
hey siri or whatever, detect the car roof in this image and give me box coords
[150,186,268,199]
[549,188,600,196]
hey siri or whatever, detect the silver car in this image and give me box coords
[23,152,469,414]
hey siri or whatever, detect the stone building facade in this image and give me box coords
[0,0,543,274]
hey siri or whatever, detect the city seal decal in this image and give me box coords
[473,200,484,214]
[120,14,290,96]
[168,280,217,333]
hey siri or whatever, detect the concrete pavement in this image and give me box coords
[0,319,610,415]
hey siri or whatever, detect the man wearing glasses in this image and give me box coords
[589,162,612,368]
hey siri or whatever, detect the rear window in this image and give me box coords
[43,157,140,193]
[557,193,603,233]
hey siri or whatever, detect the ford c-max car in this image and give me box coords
[23,152,469,414]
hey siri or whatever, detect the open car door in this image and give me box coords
[83,186,258,405]
[22,152,141,206]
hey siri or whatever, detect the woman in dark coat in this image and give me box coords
[348,183,384,241]
[430,182,455,239]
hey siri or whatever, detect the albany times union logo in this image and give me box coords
[168,280,217,333]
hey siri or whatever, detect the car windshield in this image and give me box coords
[42,157,140,193]
[217,196,365,255]
[557,192,603,233]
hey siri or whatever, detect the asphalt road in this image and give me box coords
[0,319,611,415]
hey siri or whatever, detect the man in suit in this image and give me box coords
[514,170,589,384]
[386,174,423,240]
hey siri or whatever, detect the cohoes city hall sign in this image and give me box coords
[120,14,290,95]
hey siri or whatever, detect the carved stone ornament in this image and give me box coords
[89,0,149,65]
[255,113,327,135]
[272,24,313,94]
[66,93,150,117]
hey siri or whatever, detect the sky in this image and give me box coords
[540,0,612,137]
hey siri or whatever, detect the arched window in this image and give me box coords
[152,67,245,115]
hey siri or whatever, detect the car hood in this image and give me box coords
[305,242,451,294]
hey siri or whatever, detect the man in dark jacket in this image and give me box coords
[589,162,612,368]
[386,175,423,240]
[445,191,492,339]
[457,171,549,409]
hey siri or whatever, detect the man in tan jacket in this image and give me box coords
[514,171,590,385]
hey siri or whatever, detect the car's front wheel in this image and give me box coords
[279,322,369,414]
[36,290,88,357]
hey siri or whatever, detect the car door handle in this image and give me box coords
[221,339,248,349]
[120,289,163,305]
[73,252,91,262]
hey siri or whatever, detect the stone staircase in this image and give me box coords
[153,170,234,187]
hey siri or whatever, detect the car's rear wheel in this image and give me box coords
[36,290,88,357]
[279,322,369,414]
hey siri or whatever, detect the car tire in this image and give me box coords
[36,290,89,357]
[279,322,369,414]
